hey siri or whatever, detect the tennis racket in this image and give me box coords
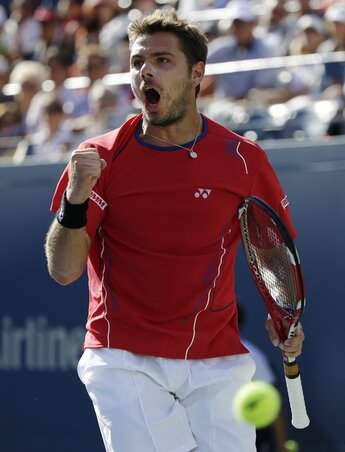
[239,196,310,429]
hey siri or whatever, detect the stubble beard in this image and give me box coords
[141,79,193,127]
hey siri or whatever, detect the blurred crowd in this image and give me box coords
[0,0,345,163]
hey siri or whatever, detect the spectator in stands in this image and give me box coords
[318,2,345,100]
[99,0,157,70]
[0,5,6,27]
[260,0,325,61]
[317,3,345,136]
[0,101,24,157]
[54,0,85,63]
[177,0,227,14]
[57,0,84,27]
[81,0,117,40]
[0,55,10,101]
[8,60,48,131]
[201,1,312,131]
[326,80,345,136]
[293,0,324,18]
[282,0,324,35]
[257,0,294,54]
[203,1,281,101]
[13,94,78,163]
[33,6,61,61]
[45,45,89,118]
[74,43,110,84]
[25,45,90,135]
[0,5,13,60]
[86,79,134,136]
[4,0,42,60]
[200,1,326,138]
[70,0,117,50]
[1,0,343,154]
[290,13,327,55]
[286,14,327,95]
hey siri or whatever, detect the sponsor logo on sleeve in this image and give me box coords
[90,191,108,210]
[281,195,289,209]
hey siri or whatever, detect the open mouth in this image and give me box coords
[144,88,161,111]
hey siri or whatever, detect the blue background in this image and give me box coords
[0,138,344,451]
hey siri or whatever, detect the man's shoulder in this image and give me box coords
[205,115,262,150]
[83,129,119,149]
[79,114,142,158]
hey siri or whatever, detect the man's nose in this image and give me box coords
[140,60,154,79]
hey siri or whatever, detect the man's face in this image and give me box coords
[332,21,345,46]
[130,32,196,126]
[230,19,255,47]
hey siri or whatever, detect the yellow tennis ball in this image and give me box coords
[233,381,281,429]
[285,440,299,451]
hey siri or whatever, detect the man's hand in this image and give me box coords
[66,148,107,204]
[265,316,305,359]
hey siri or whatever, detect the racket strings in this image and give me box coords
[241,206,298,317]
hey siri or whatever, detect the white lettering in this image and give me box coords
[281,195,289,209]
[90,191,108,210]
[0,316,84,371]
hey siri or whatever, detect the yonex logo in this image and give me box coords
[194,188,212,199]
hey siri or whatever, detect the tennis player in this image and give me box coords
[45,9,305,452]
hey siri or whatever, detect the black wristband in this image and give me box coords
[56,192,89,229]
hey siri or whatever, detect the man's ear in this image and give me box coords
[191,61,205,88]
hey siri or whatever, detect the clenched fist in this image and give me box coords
[66,148,107,204]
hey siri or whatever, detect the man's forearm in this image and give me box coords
[45,219,90,285]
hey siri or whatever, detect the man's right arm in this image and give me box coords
[45,147,107,285]
[45,220,90,285]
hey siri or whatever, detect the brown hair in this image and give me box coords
[128,9,208,96]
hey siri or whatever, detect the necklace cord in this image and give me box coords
[143,115,202,158]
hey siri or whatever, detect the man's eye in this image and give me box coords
[158,57,169,63]
[132,60,143,69]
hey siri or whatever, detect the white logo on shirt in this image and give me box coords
[90,191,108,210]
[194,188,212,199]
[281,195,289,209]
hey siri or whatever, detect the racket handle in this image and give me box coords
[284,361,310,429]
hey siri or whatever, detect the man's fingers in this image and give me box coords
[67,148,107,203]
[71,148,106,176]
[72,147,101,158]
[281,323,305,356]
[100,159,107,170]
[265,316,305,359]
[265,316,280,347]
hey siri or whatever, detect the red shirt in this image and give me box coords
[51,114,296,359]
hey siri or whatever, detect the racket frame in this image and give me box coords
[239,196,310,429]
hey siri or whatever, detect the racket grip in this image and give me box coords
[284,361,310,429]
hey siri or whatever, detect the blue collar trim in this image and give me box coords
[135,114,208,152]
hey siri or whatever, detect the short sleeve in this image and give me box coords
[249,151,297,239]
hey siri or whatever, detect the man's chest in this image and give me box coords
[100,147,250,254]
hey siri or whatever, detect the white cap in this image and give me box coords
[297,14,326,34]
[325,2,345,24]
[227,1,256,22]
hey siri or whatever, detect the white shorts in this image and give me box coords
[77,348,256,452]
